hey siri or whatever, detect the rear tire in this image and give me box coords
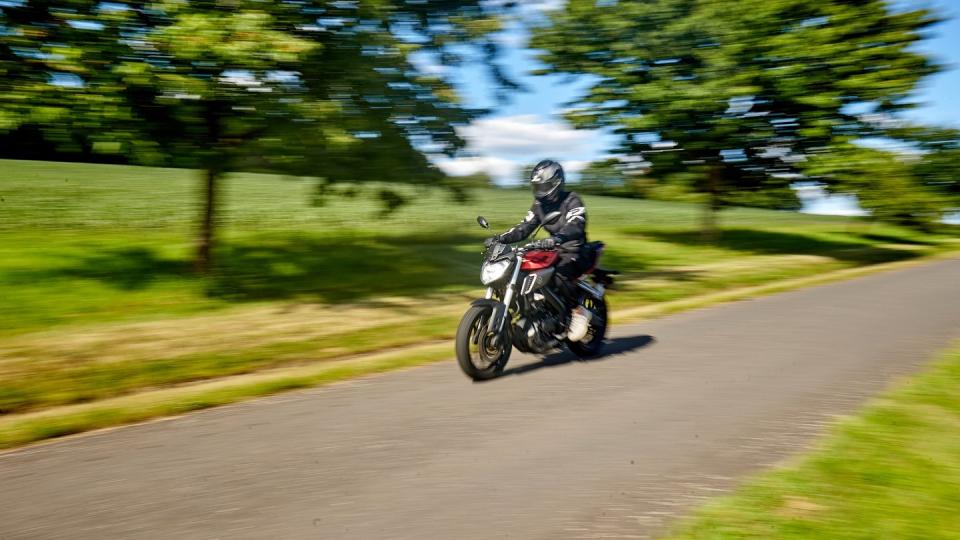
[567,296,608,358]
[456,305,512,381]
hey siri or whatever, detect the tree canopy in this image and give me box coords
[531,0,941,233]
[1,0,513,268]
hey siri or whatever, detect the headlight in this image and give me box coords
[481,260,511,285]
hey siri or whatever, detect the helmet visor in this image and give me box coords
[533,180,559,200]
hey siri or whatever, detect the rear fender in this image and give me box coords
[592,268,619,288]
[577,279,605,300]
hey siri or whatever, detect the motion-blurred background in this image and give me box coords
[1,0,959,445]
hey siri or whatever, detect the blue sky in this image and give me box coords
[900,0,960,127]
[434,0,960,189]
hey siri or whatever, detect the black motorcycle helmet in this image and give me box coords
[530,159,565,203]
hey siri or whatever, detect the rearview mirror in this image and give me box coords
[477,216,490,229]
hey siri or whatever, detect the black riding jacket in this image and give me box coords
[498,191,587,252]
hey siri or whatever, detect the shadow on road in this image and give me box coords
[494,334,656,379]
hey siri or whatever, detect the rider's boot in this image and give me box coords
[566,305,592,342]
[555,274,591,342]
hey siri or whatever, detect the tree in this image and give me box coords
[447,171,493,189]
[1,1,512,271]
[577,158,624,194]
[904,127,960,211]
[574,158,653,198]
[531,0,938,237]
[804,124,960,230]
[805,144,945,230]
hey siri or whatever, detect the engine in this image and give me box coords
[512,299,563,354]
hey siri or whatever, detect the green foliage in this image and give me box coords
[903,126,960,208]
[806,145,948,230]
[0,1,514,268]
[575,158,645,198]
[443,171,494,203]
[0,1,509,176]
[531,0,940,227]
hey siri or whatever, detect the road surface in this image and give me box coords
[2,257,960,539]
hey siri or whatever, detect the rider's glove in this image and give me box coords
[531,237,556,250]
[484,235,500,248]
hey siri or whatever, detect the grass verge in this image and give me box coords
[2,253,957,451]
[665,342,960,539]
[0,343,452,451]
[0,313,462,414]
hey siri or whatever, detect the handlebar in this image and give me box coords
[484,239,556,258]
[520,240,560,252]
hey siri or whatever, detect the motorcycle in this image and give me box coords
[455,214,618,381]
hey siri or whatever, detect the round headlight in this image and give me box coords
[481,260,511,285]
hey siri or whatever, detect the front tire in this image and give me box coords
[456,305,512,381]
[567,296,608,358]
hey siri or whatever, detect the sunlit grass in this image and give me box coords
[667,344,960,539]
[0,158,956,434]
[2,158,951,335]
[0,314,460,415]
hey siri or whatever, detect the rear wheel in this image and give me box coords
[567,296,608,358]
[455,305,512,381]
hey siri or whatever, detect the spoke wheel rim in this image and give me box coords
[468,314,504,370]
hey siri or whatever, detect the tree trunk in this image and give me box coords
[701,165,722,241]
[195,167,219,274]
[195,99,224,274]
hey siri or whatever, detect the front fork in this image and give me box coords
[488,261,522,335]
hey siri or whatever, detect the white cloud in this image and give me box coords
[433,113,615,184]
[563,160,590,173]
[484,0,565,12]
[408,51,447,76]
[434,156,519,180]
[435,155,593,186]
[521,0,566,12]
[494,30,528,49]
[458,114,596,158]
[796,185,868,216]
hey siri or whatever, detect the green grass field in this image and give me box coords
[667,343,960,539]
[2,159,949,334]
[0,158,957,427]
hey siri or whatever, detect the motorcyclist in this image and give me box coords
[486,159,593,341]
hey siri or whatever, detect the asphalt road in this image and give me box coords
[3,257,960,540]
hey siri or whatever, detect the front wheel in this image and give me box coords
[455,305,512,381]
[567,296,608,358]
